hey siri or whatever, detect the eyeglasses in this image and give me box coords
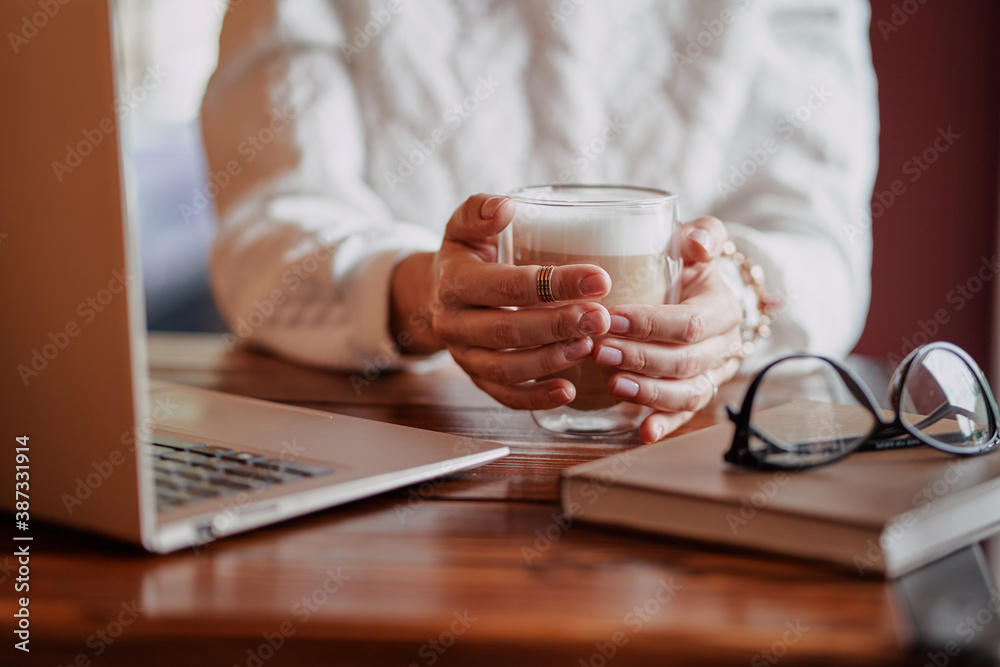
[724,342,1000,471]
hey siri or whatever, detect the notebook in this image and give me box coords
[561,400,1000,578]
[0,0,508,552]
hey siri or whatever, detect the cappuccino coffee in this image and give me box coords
[501,185,681,435]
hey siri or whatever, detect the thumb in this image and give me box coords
[443,193,513,246]
[681,216,728,265]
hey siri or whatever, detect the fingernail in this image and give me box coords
[480,196,508,220]
[595,345,623,366]
[688,227,715,254]
[611,376,640,398]
[547,386,572,405]
[563,337,592,361]
[578,309,607,336]
[652,424,664,442]
[579,273,610,297]
[609,315,629,335]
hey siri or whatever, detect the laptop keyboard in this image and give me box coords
[151,435,333,512]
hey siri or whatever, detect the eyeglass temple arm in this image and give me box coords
[862,401,981,450]
[910,402,980,428]
[747,402,983,456]
[744,424,864,456]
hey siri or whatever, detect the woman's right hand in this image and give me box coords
[390,193,612,410]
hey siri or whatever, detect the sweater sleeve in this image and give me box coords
[711,0,879,372]
[200,0,443,371]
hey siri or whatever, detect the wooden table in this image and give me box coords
[12,333,918,666]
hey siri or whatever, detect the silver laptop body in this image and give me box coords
[0,0,507,553]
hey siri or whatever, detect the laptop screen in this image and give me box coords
[1,0,148,543]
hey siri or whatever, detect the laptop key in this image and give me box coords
[157,488,197,504]
[175,468,214,483]
[183,485,221,499]
[160,450,214,465]
[282,462,334,477]
[221,451,267,464]
[251,458,289,473]
[190,458,237,473]
[198,445,237,457]
[225,464,275,480]
[150,434,205,450]
[265,470,307,485]
[212,475,261,490]
[154,471,185,491]
[155,459,192,473]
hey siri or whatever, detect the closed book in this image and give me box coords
[560,400,1000,578]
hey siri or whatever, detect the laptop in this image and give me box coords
[0,0,508,552]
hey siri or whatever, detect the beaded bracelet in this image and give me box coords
[721,240,782,358]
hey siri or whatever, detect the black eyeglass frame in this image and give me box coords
[724,342,1000,471]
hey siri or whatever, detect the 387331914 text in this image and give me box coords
[13,434,32,653]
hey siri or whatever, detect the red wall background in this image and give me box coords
[855,1,1000,375]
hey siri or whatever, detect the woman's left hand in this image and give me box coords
[591,216,744,443]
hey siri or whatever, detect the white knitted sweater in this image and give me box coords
[201,0,878,372]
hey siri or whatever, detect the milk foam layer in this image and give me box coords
[509,206,674,256]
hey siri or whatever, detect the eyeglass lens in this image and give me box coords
[897,347,993,451]
[747,358,877,468]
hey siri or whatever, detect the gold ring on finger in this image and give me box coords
[536,265,557,303]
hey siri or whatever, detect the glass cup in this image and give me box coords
[499,184,683,436]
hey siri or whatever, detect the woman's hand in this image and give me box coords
[390,193,613,410]
[592,217,744,444]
